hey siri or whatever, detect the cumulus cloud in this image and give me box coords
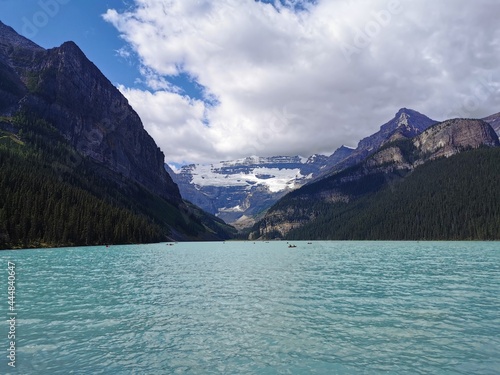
[103,0,500,164]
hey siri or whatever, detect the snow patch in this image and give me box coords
[220,205,245,213]
[189,163,302,193]
[397,113,410,128]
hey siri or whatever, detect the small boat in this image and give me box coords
[288,244,297,248]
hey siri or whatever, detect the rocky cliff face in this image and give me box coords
[0,21,180,203]
[483,112,500,137]
[414,119,499,160]
[365,146,410,169]
[255,118,499,239]
[366,118,500,170]
[0,22,41,114]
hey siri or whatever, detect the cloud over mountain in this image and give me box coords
[103,0,500,164]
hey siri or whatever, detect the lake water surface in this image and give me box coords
[1,241,499,374]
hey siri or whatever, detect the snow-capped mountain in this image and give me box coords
[167,155,331,227]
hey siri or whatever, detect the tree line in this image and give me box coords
[273,147,500,240]
[0,113,202,249]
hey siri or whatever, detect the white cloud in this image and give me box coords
[118,86,214,163]
[104,0,500,164]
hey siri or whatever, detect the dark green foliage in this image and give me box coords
[0,115,163,248]
[0,113,233,249]
[284,147,500,240]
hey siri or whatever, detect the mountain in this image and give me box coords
[251,118,500,240]
[169,154,330,228]
[1,22,179,202]
[0,21,235,248]
[320,108,437,177]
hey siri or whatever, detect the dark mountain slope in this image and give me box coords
[0,21,235,248]
[0,23,179,202]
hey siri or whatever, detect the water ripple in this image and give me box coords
[0,241,498,374]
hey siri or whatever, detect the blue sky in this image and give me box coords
[1,0,499,165]
[0,0,297,107]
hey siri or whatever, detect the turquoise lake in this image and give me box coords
[1,241,499,374]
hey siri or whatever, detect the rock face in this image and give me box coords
[0,21,180,203]
[483,112,500,137]
[366,118,500,170]
[254,118,500,239]
[0,23,41,113]
[365,146,409,169]
[414,119,500,160]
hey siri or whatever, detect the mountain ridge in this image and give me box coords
[2,19,498,244]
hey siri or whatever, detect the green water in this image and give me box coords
[1,241,499,374]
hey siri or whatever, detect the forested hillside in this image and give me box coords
[0,114,235,249]
[283,147,500,240]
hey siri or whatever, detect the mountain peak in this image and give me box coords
[318,108,438,178]
[379,108,436,135]
[58,40,84,54]
[396,107,410,114]
[396,107,419,116]
[324,144,355,167]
